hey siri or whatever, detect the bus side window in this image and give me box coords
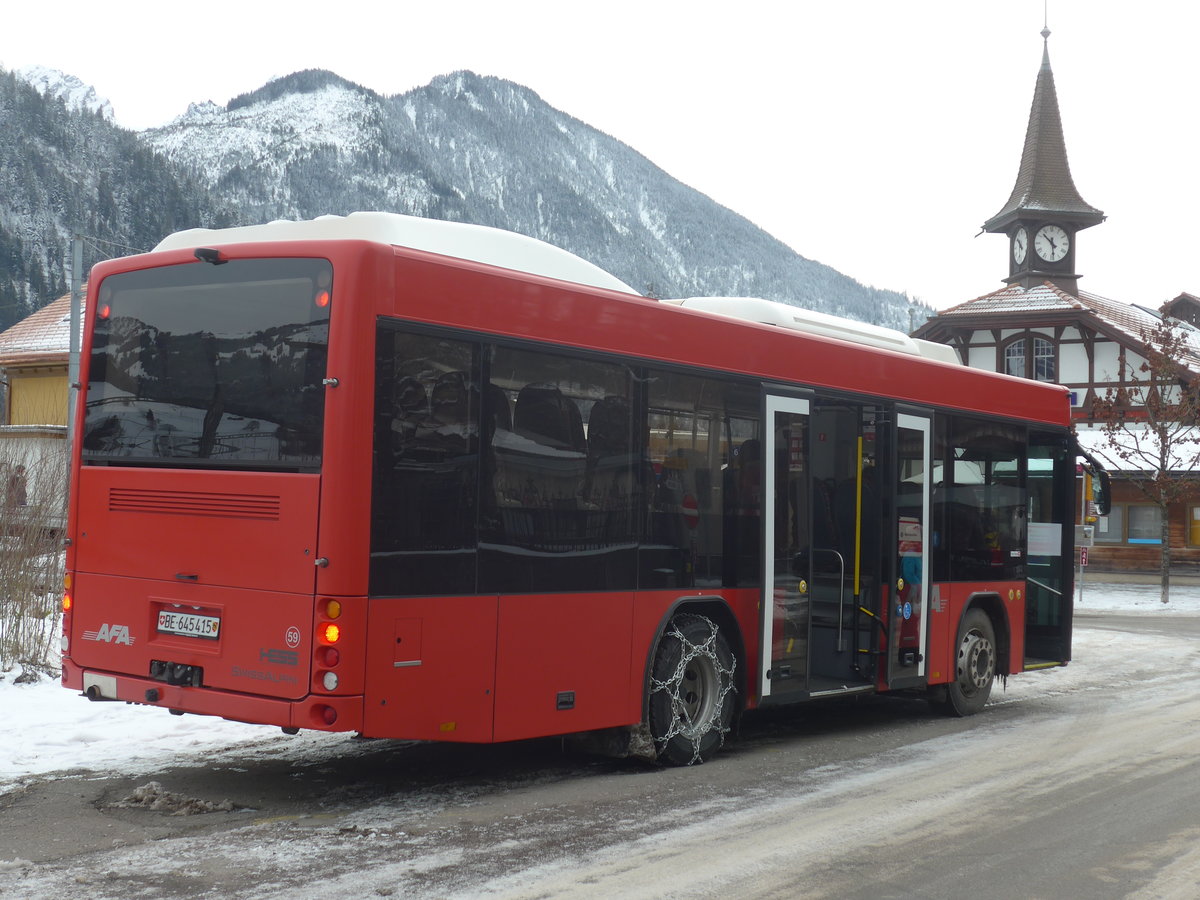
[482,348,635,592]
[643,369,760,589]
[382,376,428,462]
[584,395,641,532]
[496,383,587,520]
[944,416,1026,583]
[369,328,480,596]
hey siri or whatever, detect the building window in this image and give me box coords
[1003,336,1056,382]
[1004,341,1025,378]
[1095,504,1168,545]
[1094,506,1124,543]
[1127,505,1163,544]
[1190,507,1200,547]
[1033,337,1056,381]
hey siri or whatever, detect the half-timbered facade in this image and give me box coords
[914,29,1200,576]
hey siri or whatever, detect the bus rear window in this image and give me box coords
[83,258,331,470]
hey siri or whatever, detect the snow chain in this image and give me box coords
[649,615,737,765]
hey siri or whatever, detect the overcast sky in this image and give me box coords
[3,1,1196,312]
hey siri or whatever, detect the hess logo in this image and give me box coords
[82,623,135,645]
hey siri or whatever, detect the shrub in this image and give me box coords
[0,441,67,676]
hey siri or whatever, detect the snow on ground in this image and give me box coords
[0,580,1197,790]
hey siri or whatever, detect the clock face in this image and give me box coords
[1034,224,1070,262]
[1013,227,1028,265]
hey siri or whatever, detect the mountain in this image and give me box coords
[1,65,928,333]
[16,66,115,122]
[0,68,227,330]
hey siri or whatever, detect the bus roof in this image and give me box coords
[153,211,639,296]
[154,213,963,369]
[664,297,961,365]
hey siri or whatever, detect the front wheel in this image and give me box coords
[943,608,997,717]
[647,613,737,765]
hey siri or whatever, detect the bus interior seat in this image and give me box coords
[586,395,632,458]
[387,376,429,455]
[582,395,638,539]
[430,371,473,428]
[514,383,586,452]
[485,383,512,434]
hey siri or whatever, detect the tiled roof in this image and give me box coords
[936,281,1085,316]
[0,292,86,367]
[1076,290,1200,373]
[983,35,1103,232]
[1078,290,1163,344]
[925,281,1200,375]
[1161,293,1200,318]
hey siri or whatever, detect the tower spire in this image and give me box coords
[982,25,1104,295]
[983,26,1102,234]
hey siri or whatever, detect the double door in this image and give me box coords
[759,393,931,702]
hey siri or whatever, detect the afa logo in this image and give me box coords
[82,623,136,646]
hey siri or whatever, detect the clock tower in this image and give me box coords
[982,27,1104,295]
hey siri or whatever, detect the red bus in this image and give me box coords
[61,212,1104,765]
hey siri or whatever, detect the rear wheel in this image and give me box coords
[647,613,737,765]
[943,608,996,717]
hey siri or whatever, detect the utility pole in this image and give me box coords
[66,236,82,453]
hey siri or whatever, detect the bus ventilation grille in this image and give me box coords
[108,488,282,521]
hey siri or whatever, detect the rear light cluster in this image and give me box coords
[312,598,343,726]
[61,573,74,683]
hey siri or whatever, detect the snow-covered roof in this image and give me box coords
[935,281,1084,316]
[154,212,638,296]
[926,281,1200,375]
[1076,423,1200,474]
[0,293,85,367]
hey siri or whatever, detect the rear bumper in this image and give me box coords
[62,659,363,732]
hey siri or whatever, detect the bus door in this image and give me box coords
[760,394,810,701]
[1024,430,1075,665]
[887,411,932,688]
[760,393,878,702]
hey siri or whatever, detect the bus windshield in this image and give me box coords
[82,257,332,470]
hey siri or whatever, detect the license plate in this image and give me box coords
[157,610,221,640]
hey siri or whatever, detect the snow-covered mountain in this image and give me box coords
[0,68,222,329]
[16,65,115,122]
[144,69,924,326]
[1,65,927,332]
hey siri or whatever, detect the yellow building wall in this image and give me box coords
[9,369,68,427]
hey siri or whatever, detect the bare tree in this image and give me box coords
[0,441,67,676]
[1089,317,1200,604]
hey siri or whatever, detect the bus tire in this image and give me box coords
[943,608,996,717]
[647,613,737,766]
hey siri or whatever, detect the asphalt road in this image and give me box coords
[2,612,1199,899]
